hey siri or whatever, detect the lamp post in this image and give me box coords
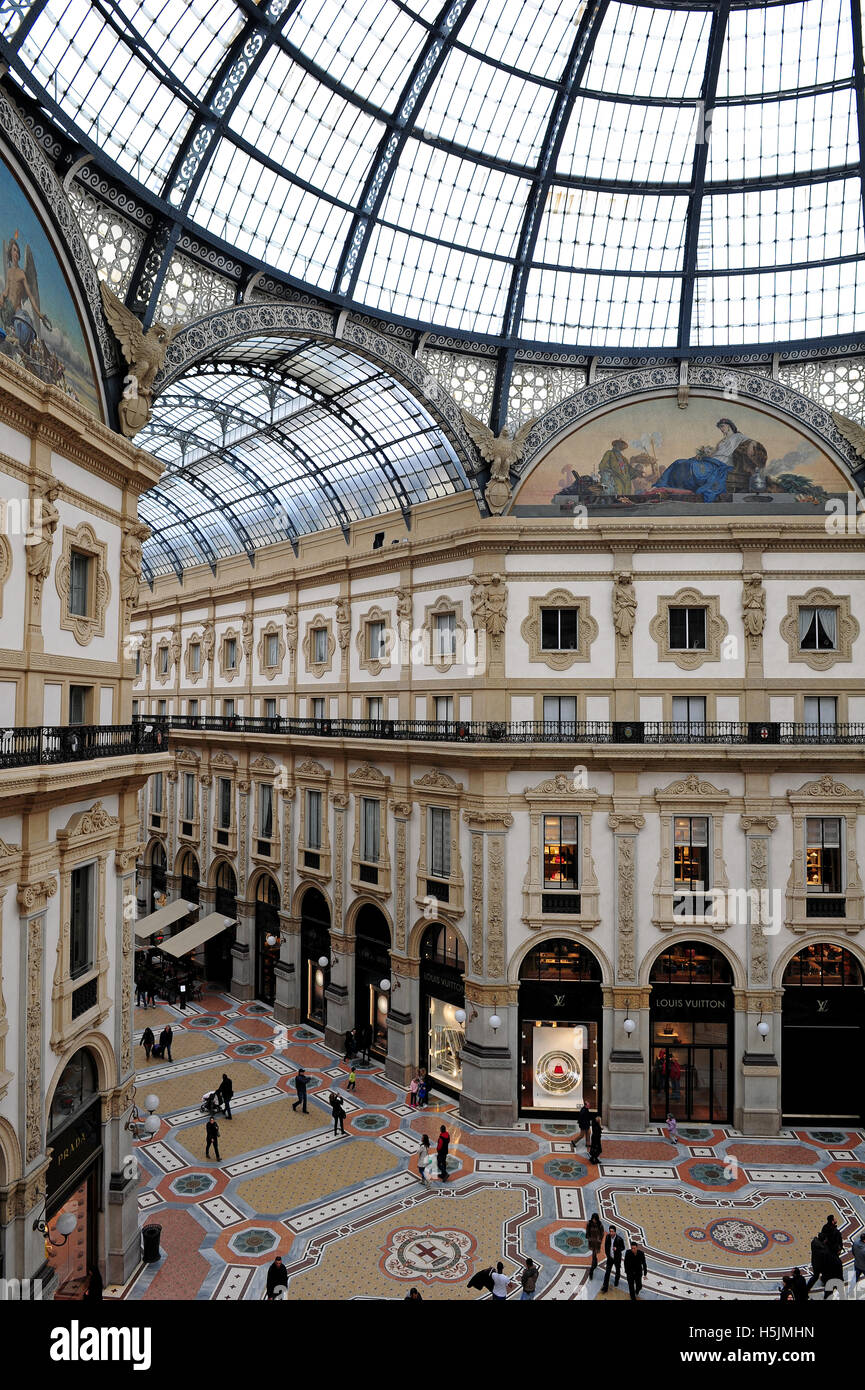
[623,998,636,1036]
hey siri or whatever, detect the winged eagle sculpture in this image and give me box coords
[832,409,865,459]
[460,409,538,514]
[99,281,181,437]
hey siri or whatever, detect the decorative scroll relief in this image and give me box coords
[487,835,505,980]
[395,819,407,952]
[470,833,484,977]
[25,915,43,1164]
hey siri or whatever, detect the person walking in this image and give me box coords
[624,1240,647,1300]
[589,1114,603,1164]
[490,1262,514,1301]
[851,1231,865,1282]
[519,1258,539,1300]
[805,1234,828,1294]
[666,1113,678,1146]
[670,1055,681,1101]
[601,1224,625,1292]
[820,1214,843,1257]
[586,1212,603,1278]
[572,1102,592,1153]
[779,1275,794,1301]
[292,1067,310,1113]
[821,1244,843,1297]
[347,1064,357,1092]
[135,974,147,1008]
[141,1026,154,1061]
[358,1024,372,1064]
[217,1072,233,1119]
[205,1114,220,1161]
[158,1024,173,1062]
[409,1073,420,1107]
[416,1074,428,1108]
[82,1266,103,1302]
[330,1091,346,1136]
[265,1254,288,1300]
[436,1123,450,1182]
[417,1134,433,1186]
[790,1267,809,1302]
[343,1029,356,1062]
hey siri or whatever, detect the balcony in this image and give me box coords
[0,722,166,769]
[137,714,865,747]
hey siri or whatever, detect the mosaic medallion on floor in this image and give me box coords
[380,1225,477,1283]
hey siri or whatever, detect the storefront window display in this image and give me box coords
[420,923,466,1093]
[518,939,602,1114]
[427,996,465,1088]
[649,943,733,1123]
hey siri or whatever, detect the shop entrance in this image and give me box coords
[300,887,331,1027]
[149,841,166,910]
[354,904,391,1058]
[419,923,465,1094]
[210,861,237,988]
[518,939,602,1115]
[254,873,280,1006]
[782,943,865,1124]
[46,1050,103,1296]
[650,942,733,1123]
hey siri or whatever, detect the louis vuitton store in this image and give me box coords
[649,943,733,1125]
[518,940,602,1115]
[781,943,865,1125]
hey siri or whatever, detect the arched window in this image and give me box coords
[519,939,601,982]
[783,944,863,987]
[421,923,465,971]
[179,850,199,882]
[215,862,236,895]
[255,874,280,909]
[49,1049,98,1136]
[150,841,166,869]
[650,942,732,986]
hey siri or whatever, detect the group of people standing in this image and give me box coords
[795,1214,865,1298]
[570,1102,604,1162]
[416,1125,450,1184]
[408,1069,432,1107]
[343,1026,372,1064]
[585,1213,647,1299]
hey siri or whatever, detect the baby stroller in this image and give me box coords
[199,1089,225,1116]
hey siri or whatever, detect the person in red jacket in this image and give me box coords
[436,1124,450,1182]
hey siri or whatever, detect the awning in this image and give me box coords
[134,900,197,939]
[159,912,236,958]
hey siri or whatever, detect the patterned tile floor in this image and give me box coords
[113,992,865,1302]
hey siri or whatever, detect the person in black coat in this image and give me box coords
[601,1224,626,1292]
[589,1115,603,1163]
[158,1024,173,1062]
[82,1266,103,1301]
[805,1234,827,1293]
[466,1267,495,1293]
[571,1102,592,1153]
[292,1068,310,1113]
[624,1241,647,1300]
[820,1214,843,1257]
[217,1072,233,1119]
[141,1026,154,1060]
[790,1267,809,1303]
[205,1116,220,1160]
[344,1029,356,1062]
[820,1247,843,1297]
[265,1255,288,1300]
[330,1091,346,1136]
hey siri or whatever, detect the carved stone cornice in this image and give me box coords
[464,981,518,1006]
[654,773,730,804]
[413,769,464,792]
[296,758,329,779]
[332,793,349,811]
[349,761,390,785]
[524,772,599,801]
[392,801,413,819]
[608,813,645,831]
[115,843,145,874]
[17,878,57,914]
[56,801,120,846]
[740,813,778,834]
[788,775,862,804]
[462,809,514,831]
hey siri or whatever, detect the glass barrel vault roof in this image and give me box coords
[4,0,865,352]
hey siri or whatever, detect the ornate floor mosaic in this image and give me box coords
[115,995,865,1302]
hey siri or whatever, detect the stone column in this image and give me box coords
[606,810,648,1130]
[323,938,353,1053]
[230,898,254,1001]
[167,770,178,869]
[273,910,300,1026]
[104,1085,140,1284]
[737,810,781,1134]
[385,958,418,1086]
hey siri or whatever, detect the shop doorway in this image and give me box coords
[518,939,602,1115]
[354,904,391,1057]
[210,861,237,988]
[149,841,166,911]
[420,923,465,1094]
[254,873,280,1006]
[45,1050,103,1295]
[300,887,331,1028]
[782,943,865,1124]
[179,850,200,910]
[650,942,733,1123]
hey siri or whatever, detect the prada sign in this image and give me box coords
[46,1099,102,1203]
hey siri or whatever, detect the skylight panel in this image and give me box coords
[357,223,513,334]
[707,90,858,182]
[557,96,698,184]
[283,0,425,112]
[421,46,554,164]
[457,0,583,81]
[702,179,864,273]
[719,0,854,99]
[582,1,711,100]
[521,266,681,346]
[112,0,243,97]
[535,188,688,274]
[693,259,865,345]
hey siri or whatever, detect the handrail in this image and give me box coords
[0,722,167,768]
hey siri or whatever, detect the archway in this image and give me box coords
[649,941,733,1124]
[208,861,237,988]
[419,922,466,1095]
[253,873,280,1006]
[299,887,331,1028]
[781,942,865,1124]
[354,903,391,1058]
[518,938,602,1115]
[148,839,166,911]
[178,849,200,907]
[45,1047,102,1292]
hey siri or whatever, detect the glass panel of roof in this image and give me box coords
[377,137,529,259]
[282,0,426,111]
[356,223,513,334]
[191,138,352,284]
[398,0,442,21]
[230,48,384,206]
[0,1,33,39]
[719,0,854,99]
[112,0,243,98]
[522,266,681,347]
[535,188,688,273]
[557,96,698,184]
[693,259,865,345]
[707,90,858,182]
[20,0,195,191]
[457,0,583,82]
[582,1,712,101]
[701,178,864,273]
[420,46,555,164]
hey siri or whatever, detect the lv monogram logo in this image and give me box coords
[816,999,829,1013]
[553,993,565,1008]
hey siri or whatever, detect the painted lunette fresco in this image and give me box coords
[512,396,850,516]
[0,152,101,418]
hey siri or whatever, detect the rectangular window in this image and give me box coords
[433,612,456,658]
[69,551,91,617]
[266,632,279,666]
[223,699,235,717]
[543,814,579,889]
[361,797,381,863]
[803,696,837,731]
[134,649,141,676]
[673,815,710,891]
[368,620,386,660]
[434,695,454,723]
[159,646,169,675]
[152,772,163,815]
[429,807,451,878]
[188,699,199,716]
[306,789,322,849]
[69,685,90,725]
[311,697,326,720]
[132,699,139,717]
[672,695,707,729]
[225,637,237,669]
[190,643,201,673]
[543,695,576,727]
[541,608,578,650]
[669,607,706,650]
[806,817,842,893]
[219,777,232,829]
[259,783,273,840]
[313,627,328,664]
[799,606,837,651]
[70,863,93,978]
[264,698,277,718]
[183,772,195,822]
[158,700,167,716]
[367,696,383,721]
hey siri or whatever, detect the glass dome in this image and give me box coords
[4,0,865,353]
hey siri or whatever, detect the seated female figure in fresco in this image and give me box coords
[652,417,753,503]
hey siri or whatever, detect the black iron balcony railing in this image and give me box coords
[0,722,167,769]
[137,714,865,747]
